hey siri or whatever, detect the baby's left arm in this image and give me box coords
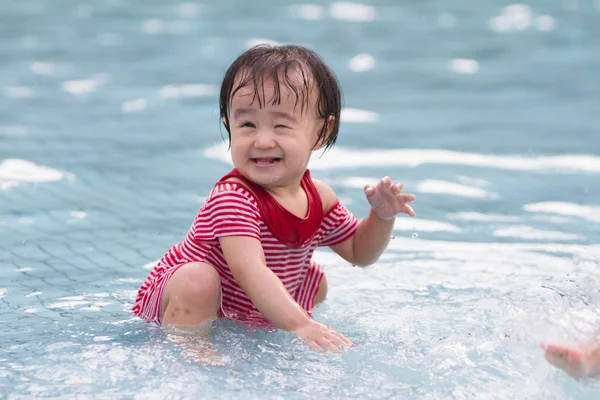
[329,176,416,267]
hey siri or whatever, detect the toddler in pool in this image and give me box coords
[133,44,416,353]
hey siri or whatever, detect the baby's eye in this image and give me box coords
[241,122,255,128]
[275,125,290,130]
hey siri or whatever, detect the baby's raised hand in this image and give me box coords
[364,176,416,220]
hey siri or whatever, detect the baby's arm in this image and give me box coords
[315,177,415,267]
[219,235,352,352]
[331,208,395,267]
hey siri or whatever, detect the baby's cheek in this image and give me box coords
[299,153,312,166]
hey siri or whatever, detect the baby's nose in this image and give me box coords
[254,131,276,148]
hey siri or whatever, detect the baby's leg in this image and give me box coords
[314,274,328,305]
[160,262,224,365]
[165,322,227,366]
[160,262,221,326]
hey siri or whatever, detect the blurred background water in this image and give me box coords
[1,0,600,398]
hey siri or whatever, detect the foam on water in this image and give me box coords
[336,176,379,189]
[524,202,600,223]
[535,15,556,31]
[348,53,376,72]
[288,4,326,21]
[204,142,600,173]
[141,19,166,35]
[448,212,521,222]
[178,3,201,19]
[394,218,462,233]
[416,179,497,199]
[329,2,376,22]
[340,108,379,123]
[159,84,218,99]
[30,61,56,76]
[62,79,99,96]
[121,99,147,114]
[489,4,533,33]
[6,237,596,398]
[449,58,479,74]
[4,86,35,99]
[0,159,73,189]
[69,211,87,220]
[386,237,600,259]
[493,225,583,241]
[143,260,160,270]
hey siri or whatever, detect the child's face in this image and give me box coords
[228,74,325,190]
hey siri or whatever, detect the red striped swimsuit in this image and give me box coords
[132,168,358,327]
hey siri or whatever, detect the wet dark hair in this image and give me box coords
[219,44,342,152]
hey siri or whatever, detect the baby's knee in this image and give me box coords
[161,262,221,324]
[177,262,221,301]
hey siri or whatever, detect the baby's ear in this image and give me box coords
[326,115,335,136]
[221,116,233,132]
[313,116,335,150]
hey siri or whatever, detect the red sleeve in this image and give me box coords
[319,201,358,246]
[193,182,261,241]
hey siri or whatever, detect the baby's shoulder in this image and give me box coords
[207,178,257,204]
[311,178,338,212]
[212,177,250,192]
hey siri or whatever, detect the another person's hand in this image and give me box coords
[543,342,600,379]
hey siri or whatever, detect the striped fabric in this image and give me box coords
[132,181,358,327]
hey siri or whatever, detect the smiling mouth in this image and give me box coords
[251,157,282,164]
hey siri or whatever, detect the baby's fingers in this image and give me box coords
[316,336,341,353]
[391,183,403,195]
[325,331,348,349]
[364,184,376,197]
[396,193,416,216]
[382,183,401,203]
[331,331,353,348]
[400,204,416,217]
[397,193,416,203]
[306,339,324,354]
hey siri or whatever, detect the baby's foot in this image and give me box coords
[184,344,229,366]
[165,322,228,367]
[542,342,600,379]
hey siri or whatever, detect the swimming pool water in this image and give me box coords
[2,0,600,398]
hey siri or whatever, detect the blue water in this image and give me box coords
[2,0,600,398]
